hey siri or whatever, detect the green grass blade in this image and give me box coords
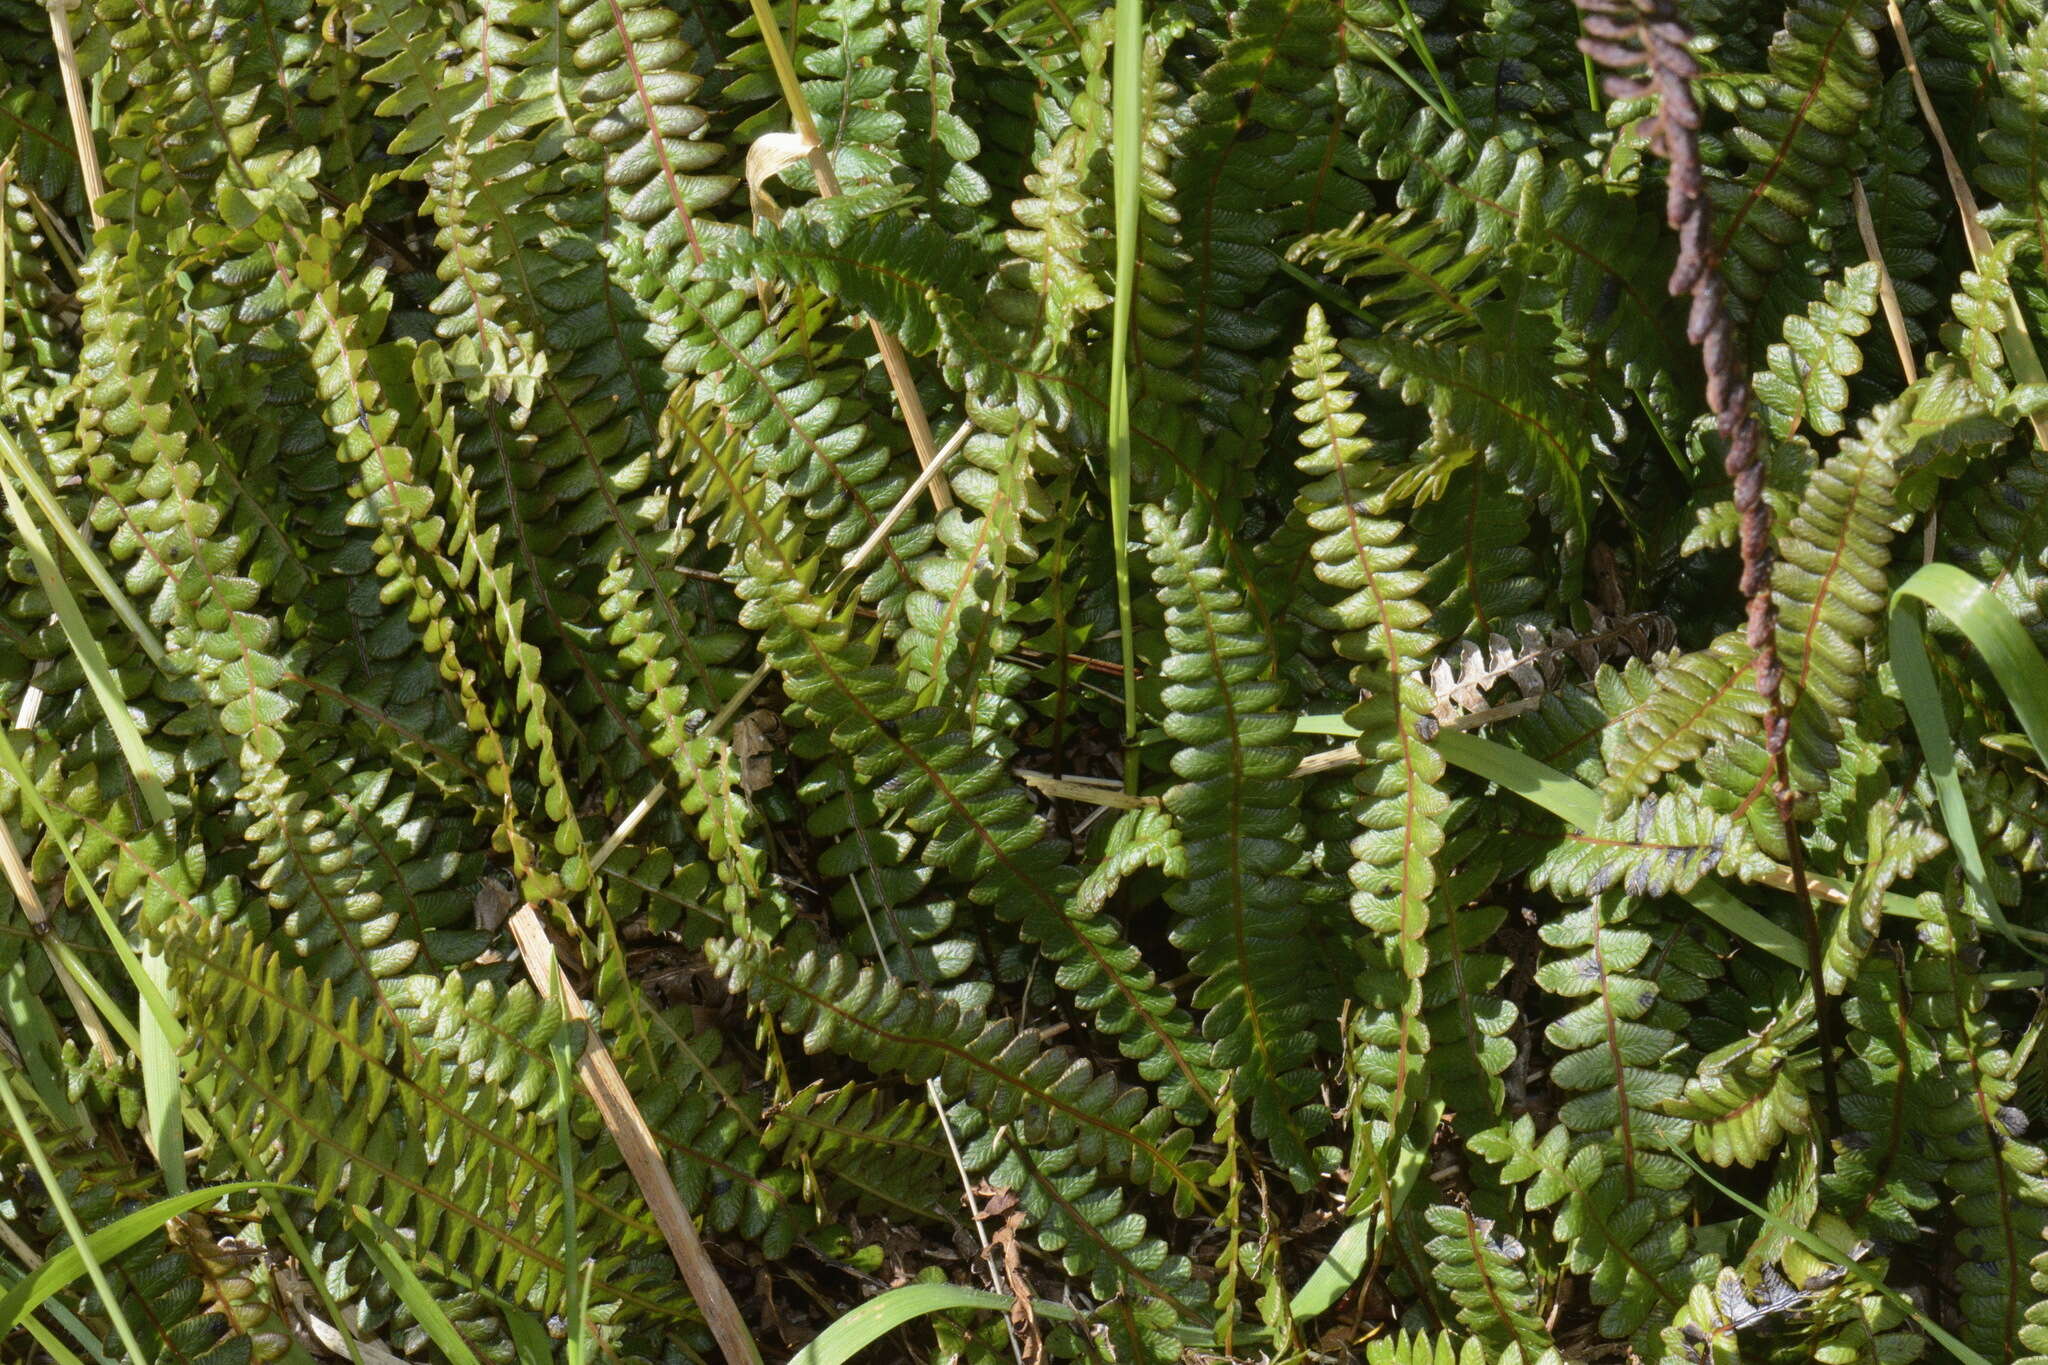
[16,1306,94,1365]
[1107,0,1142,790]
[348,1206,487,1365]
[789,1285,1081,1365]
[1891,564,2048,946]
[1435,732,1808,966]
[0,1074,152,1362]
[0,464,184,1191]
[551,1021,589,1365]
[0,957,86,1133]
[0,1178,299,1334]
[0,423,165,665]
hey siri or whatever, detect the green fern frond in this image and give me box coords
[1146,494,1330,1179]
[1422,1204,1553,1361]
[1754,263,1879,440]
[1773,397,1906,769]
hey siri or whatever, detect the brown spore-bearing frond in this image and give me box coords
[1573,0,1778,726]
[1573,0,1836,1122]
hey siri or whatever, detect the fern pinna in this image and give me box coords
[9,0,2048,1360]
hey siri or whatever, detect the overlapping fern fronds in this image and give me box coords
[7,0,2048,1362]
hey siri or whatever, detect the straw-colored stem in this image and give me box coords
[46,0,106,232]
[507,907,764,1365]
[742,0,955,512]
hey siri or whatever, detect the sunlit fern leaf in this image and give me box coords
[1754,262,1878,440]
[1421,1204,1553,1361]
[1360,1330,1497,1365]
[1663,1009,1815,1169]
[1820,797,1944,995]
[1467,1115,1694,1343]
[1599,632,1769,818]
[1530,792,1773,900]
[1773,395,1907,776]
[1287,306,1447,1148]
[1534,897,1691,1161]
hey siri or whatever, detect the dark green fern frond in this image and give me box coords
[1146,494,1330,1180]
[710,936,1213,1208]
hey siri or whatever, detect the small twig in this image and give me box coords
[1850,178,1917,386]
[0,1200,42,1266]
[1849,176,1931,562]
[507,907,763,1365]
[836,420,973,584]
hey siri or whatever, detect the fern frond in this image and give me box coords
[1468,1115,1692,1344]
[1774,397,1905,769]
[1146,494,1329,1179]
[1288,305,1446,1137]
[1705,0,1885,326]
[710,936,1212,1207]
[1754,263,1879,440]
[1421,1204,1553,1361]
[1599,633,1768,817]
[1346,330,1593,552]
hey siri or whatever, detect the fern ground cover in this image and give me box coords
[13,0,2048,1360]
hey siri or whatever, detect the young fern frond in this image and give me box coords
[1287,306,1446,1136]
[1754,263,1879,440]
